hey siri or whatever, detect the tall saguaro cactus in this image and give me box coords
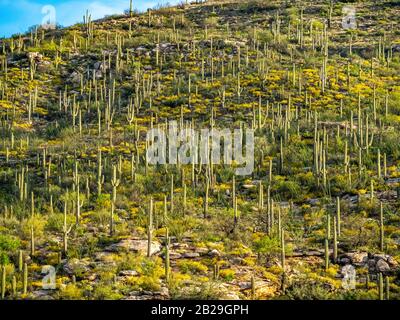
[164,228,170,283]
[63,200,73,256]
[147,198,153,258]
[111,164,120,204]
[380,202,384,252]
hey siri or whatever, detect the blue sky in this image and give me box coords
[0,0,179,38]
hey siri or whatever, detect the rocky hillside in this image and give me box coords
[0,0,400,300]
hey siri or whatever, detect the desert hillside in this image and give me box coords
[0,0,400,300]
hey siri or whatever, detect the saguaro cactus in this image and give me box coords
[333,216,338,263]
[336,197,341,236]
[281,228,286,292]
[378,273,384,300]
[30,226,35,257]
[385,276,390,300]
[164,228,170,283]
[324,238,329,271]
[97,150,103,195]
[18,250,23,272]
[63,200,73,256]
[170,174,174,215]
[23,263,28,295]
[204,177,209,219]
[147,198,153,258]
[111,165,120,203]
[110,202,115,236]
[129,0,133,17]
[213,263,220,280]
[1,265,5,299]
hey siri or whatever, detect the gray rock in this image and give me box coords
[374,254,389,262]
[183,252,200,258]
[208,249,221,257]
[387,256,398,267]
[304,250,323,256]
[68,71,81,84]
[154,286,170,297]
[63,258,90,276]
[291,251,304,257]
[195,247,209,255]
[172,243,189,249]
[119,270,139,277]
[123,295,154,300]
[347,252,368,265]
[223,292,241,300]
[230,257,244,265]
[376,259,391,272]
[238,281,251,290]
[31,290,55,300]
[168,252,182,260]
[105,239,161,256]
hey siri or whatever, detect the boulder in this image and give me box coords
[387,256,398,267]
[194,247,209,255]
[63,258,90,276]
[230,257,244,265]
[119,270,139,277]
[376,259,391,273]
[68,71,81,84]
[105,239,161,256]
[172,243,189,249]
[167,252,183,260]
[183,252,200,258]
[208,249,221,257]
[30,290,55,300]
[347,252,368,265]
